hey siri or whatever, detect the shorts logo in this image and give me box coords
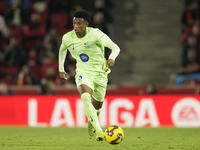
[77,76,82,83]
[80,53,89,62]
[84,43,89,48]
[78,76,82,80]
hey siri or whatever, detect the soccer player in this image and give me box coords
[58,10,120,141]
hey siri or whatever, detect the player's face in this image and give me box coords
[73,17,88,38]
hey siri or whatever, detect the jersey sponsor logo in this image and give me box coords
[80,53,89,62]
[84,43,90,48]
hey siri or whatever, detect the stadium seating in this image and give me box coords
[0,67,19,85]
[50,12,70,29]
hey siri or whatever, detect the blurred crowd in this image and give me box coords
[170,0,200,87]
[0,0,115,94]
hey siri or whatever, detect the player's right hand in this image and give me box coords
[59,72,67,80]
[106,59,115,68]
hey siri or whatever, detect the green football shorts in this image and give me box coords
[75,72,108,102]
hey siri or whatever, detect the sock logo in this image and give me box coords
[90,116,93,122]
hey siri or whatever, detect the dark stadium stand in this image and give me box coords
[0,1,200,96]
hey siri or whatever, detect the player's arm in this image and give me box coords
[106,40,120,68]
[95,28,120,68]
[58,35,68,80]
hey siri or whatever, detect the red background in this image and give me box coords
[0,95,200,127]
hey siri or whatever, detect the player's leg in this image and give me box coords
[92,72,108,117]
[91,97,105,141]
[92,98,103,116]
[92,74,108,141]
[76,74,103,138]
[75,73,105,141]
[77,84,103,136]
[77,84,96,137]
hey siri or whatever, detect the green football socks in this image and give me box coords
[81,93,102,131]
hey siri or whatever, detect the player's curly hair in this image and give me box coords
[73,10,90,23]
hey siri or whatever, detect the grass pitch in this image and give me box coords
[0,127,200,150]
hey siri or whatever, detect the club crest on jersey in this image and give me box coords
[84,43,90,48]
[80,53,89,62]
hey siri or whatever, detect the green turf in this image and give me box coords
[0,127,200,150]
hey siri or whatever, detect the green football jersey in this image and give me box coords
[59,27,111,74]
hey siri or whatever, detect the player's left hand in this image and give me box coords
[106,59,115,68]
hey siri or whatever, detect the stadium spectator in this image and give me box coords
[39,54,58,79]
[181,48,200,74]
[5,0,29,27]
[0,82,13,95]
[16,64,39,85]
[26,47,40,77]
[0,16,10,68]
[9,0,30,10]
[28,0,49,26]
[23,12,45,50]
[39,41,58,62]
[2,36,26,67]
[181,0,199,30]
[44,66,61,86]
[181,22,200,45]
[29,0,49,13]
[38,78,54,95]
[24,12,45,38]
[175,48,200,85]
[0,15,10,51]
[90,0,114,24]
[43,27,61,51]
[181,34,200,63]
[146,84,158,94]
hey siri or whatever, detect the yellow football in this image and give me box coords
[104,125,124,144]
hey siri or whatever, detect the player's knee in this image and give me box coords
[81,93,91,103]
